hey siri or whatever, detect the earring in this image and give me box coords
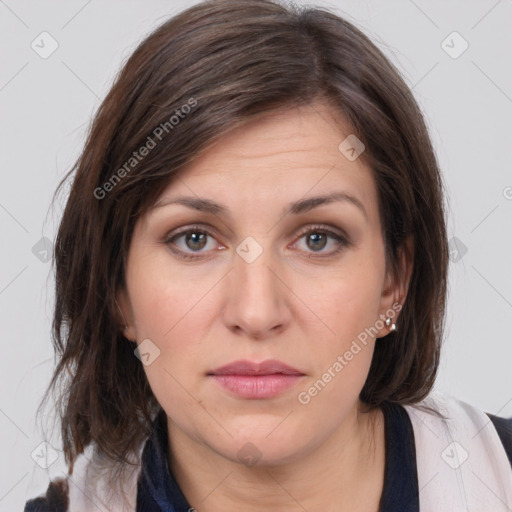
[385,317,397,332]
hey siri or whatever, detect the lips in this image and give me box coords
[208,359,304,376]
[208,359,305,399]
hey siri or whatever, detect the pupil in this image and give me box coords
[187,232,206,250]
[308,233,326,251]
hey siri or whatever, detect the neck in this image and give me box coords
[167,401,386,512]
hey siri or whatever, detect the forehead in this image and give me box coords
[151,101,380,225]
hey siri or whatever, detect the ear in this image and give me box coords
[115,288,137,342]
[376,235,414,338]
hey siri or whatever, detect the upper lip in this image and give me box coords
[208,359,304,376]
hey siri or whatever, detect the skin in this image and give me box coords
[118,100,413,511]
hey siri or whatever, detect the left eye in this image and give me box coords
[293,229,347,255]
[165,225,348,260]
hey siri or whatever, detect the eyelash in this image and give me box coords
[164,224,349,261]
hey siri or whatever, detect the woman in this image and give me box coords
[24,0,512,510]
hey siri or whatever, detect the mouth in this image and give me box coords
[207,359,305,399]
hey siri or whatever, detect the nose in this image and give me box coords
[221,242,291,340]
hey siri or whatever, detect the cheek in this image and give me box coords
[125,253,219,397]
[131,284,210,437]
[294,283,380,417]
[127,252,214,339]
[291,257,384,402]
[297,258,384,345]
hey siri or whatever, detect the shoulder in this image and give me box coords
[488,412,512,467]
[24,442,144,512]
[402,393,512,507]
[403,393,512,458]
[416,394,512,466]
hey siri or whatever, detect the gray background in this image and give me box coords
[0,0,511,508]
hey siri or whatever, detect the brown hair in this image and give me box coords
[40,0,449,477]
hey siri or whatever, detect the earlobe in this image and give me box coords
[115,291,137,342]
[376,235,414,338]
[122,324,137,343]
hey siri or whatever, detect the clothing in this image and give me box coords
[24,394,512,511]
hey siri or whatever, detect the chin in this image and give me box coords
[207,428,314,469]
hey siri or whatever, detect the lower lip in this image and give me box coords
[209,374,304,399]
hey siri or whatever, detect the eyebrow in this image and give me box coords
[151,191,368,221]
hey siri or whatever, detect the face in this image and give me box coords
[118,101,405,466]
